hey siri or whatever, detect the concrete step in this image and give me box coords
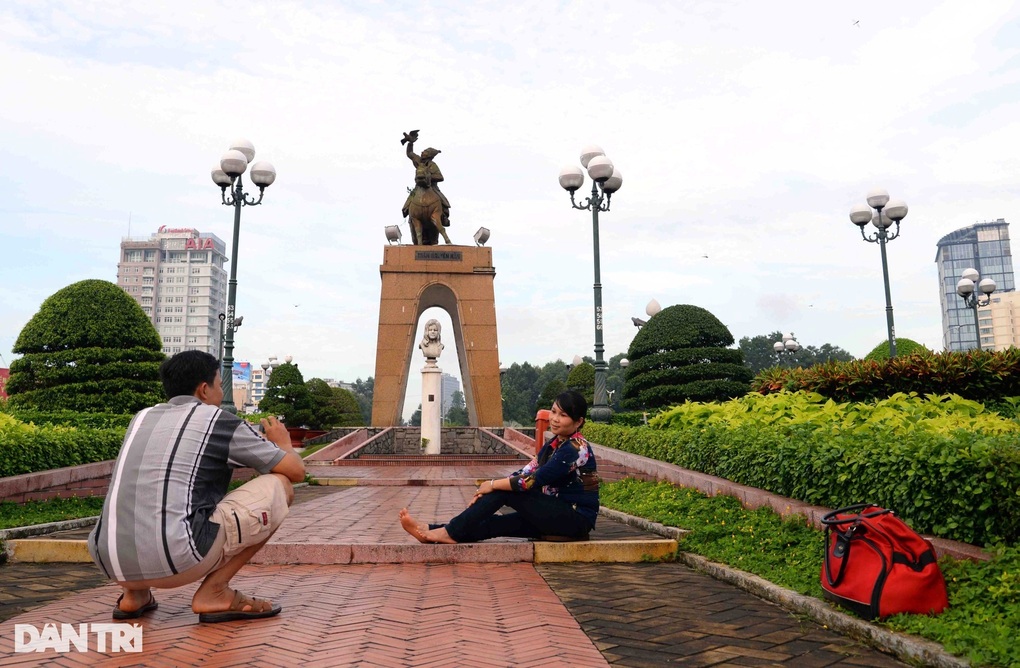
[6,537,678,565]
[311,454,529,466]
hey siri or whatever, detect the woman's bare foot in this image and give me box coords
[399,508,458,544]
[399,508,430,543]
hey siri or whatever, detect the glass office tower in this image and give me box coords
[935,219,1014,351]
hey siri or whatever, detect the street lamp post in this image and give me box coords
[772,333,800,367]
[631,299,661,328]
[559,145,623,422]
[849,189,908,358]
[956,268,996,351]
[210,139,277,412]
[217,313,226,366]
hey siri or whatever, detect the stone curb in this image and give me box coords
[599,507,689,541]
[606,507,968,668]
[0,516,99,541]
[0,483,310,542]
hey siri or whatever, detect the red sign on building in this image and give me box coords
[0,369,9,400]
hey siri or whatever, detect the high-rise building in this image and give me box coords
[975,291,1020,351]
[440,372,460,417]
[934,219,1014,351]
[118,226,228,356]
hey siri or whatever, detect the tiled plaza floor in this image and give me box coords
[0,466,908,666]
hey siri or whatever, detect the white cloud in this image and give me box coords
[2,0,1020,404]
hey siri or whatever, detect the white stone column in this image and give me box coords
[421,361,442,455]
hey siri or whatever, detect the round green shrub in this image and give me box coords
[9,280,164,413]
[865,337,930,361]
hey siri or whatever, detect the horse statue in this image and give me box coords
[407,161,452,245]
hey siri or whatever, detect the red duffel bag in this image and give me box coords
[820,504,948,620]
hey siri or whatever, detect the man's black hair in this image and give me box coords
[159,350,220,399]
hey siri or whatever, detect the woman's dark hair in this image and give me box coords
[553,390,587,422]
[159,350,219,399]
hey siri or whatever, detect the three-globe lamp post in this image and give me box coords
[849,189,908,358]
[558,146,623,423]
[956,268,996,351]
[773,333,800,366]
[210,139,276,412]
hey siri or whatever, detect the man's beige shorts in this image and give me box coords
[210,474,290,567]
[121,474,290,590]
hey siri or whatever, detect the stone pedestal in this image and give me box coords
[420,362,441,454]
[371,245,503,427]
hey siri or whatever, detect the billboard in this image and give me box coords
[232,361,252,383]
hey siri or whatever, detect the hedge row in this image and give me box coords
[0,414,125,478]
[584,409,1020,546]
[2,409,134,430]
[752,349,1020,403]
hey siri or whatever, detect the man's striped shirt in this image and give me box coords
[88,396,285,581]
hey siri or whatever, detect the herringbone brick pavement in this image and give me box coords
[0,564,608,667]
[539,563,906,666]
[0,468,915,666]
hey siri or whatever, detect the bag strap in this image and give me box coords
[820,503,892,527]
[822,523,857,587]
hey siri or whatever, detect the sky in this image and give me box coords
[2,1,1019,418]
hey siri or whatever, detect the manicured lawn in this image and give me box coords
[601,478,1020,668]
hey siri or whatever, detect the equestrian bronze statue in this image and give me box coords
[401,130,452,245]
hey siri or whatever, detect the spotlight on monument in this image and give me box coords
[385,225,402,244]
[474,227,490,246]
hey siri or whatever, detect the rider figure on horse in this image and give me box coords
[402,132,452,235]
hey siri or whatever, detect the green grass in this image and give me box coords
[601,478,1020,668]
[0,496,106,530]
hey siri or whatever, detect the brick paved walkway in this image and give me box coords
[0,466,908,666]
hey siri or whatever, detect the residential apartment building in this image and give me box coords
[117,226,228,356]
[934,219,1015,351]
[976,291,1020,351]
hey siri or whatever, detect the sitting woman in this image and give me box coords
[399,390,599,543]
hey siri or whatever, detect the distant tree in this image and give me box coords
[500,362,542,425]
[260,362,314,427]
[305,378,340,429]
[445,390,468,426]
[305,379,364,429]
[737,331,855,374]
[332,387,365,426]
[566,362,595,407]
[623,304,753,408]
[536,379,567,411]
[7,279,165,413]
[409,403,422,427]
[351,376,374,424]
[865,338,930,361]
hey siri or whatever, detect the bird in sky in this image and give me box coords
[853,20,860,27]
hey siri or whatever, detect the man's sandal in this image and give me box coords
[113,592,158,620]
[198,590,281,623]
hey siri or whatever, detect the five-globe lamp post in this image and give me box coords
[211,139,277,412]
[956,268,996,351]
[849,189,908,359]
[559,145,623,423]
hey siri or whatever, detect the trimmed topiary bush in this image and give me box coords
[8,280,165,414]
[623,304,753,408]
[865,337,929,361]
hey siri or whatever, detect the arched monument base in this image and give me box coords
[371,245,503,427]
